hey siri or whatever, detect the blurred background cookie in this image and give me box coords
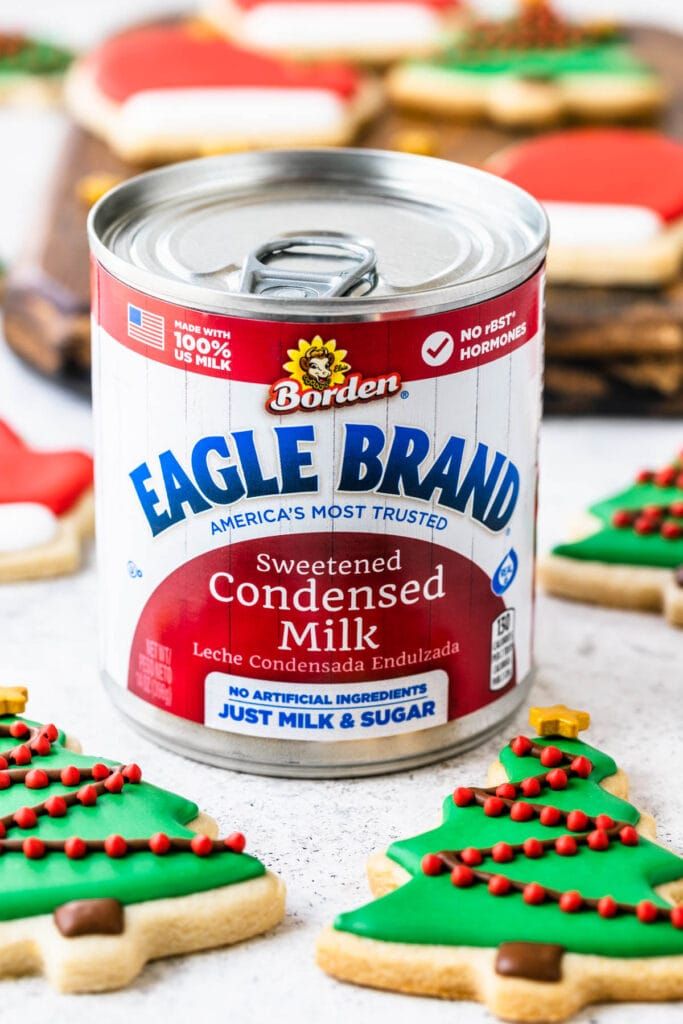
[0,31,73,106]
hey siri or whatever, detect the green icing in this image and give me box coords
[554,479,683,568]
[333,736,683,959]
[0,716,264,921]
[0,38,72,79]
[415,41,652,80]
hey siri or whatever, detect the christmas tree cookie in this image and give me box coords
[539,452,683,626]
[318,706,683,1022]
[388,1,664,128]
[0,688,284,991]
[0,32,73,105]
[0,420,95,582]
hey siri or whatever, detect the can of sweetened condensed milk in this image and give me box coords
[89,148,548,777]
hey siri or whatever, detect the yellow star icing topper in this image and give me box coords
[529,704,590,740]
[0,686,28,716]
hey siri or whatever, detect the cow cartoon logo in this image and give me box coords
[284,337,350,392]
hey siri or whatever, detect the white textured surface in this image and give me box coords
[0,2,682,1021]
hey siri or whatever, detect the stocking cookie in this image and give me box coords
[539,452,683,625]
[0,32,73,105]
[318,706,683,1022]
[206,0,463,63]
[489,130,683,287]
[0,688,284,991]
[0,420,94,582]
[64,21,380,163]
[388,2,663,128]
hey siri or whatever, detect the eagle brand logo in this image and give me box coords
[266,336,401,414]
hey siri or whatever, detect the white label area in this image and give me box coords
[490,609,515,691]
[204,670,448,741]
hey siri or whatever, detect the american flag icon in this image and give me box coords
[127,303,165,350]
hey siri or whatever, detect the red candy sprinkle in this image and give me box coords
[9,721,29,739]
[421,853,444,876]
[22,837,45,860]
[634,515,658,535]
[104,772,125,794]
[0,772,11,790]
[523,883,546,905]
[43,724,59,742]
[587,829,610,852]
[643,504,665,520]
[540,746,563,768]
[460,847,483,867]
[488,875,511,896]
[619,825,639,846]
[559,890,582,913]
[11,745,31,765]
[123,763,142,784]
[636,470,653,484]
[671,907,683,929]
[492,842,514,863]
[450,864,475,887]
[0,757,8,770]
[555,836,577,857]
[483,797,505,817]
[595,813,615,830]
[149,832,171,856]
[566,810,590,832]
[496,783,517,800]
[225,832,247,854]
[637,900,659,924]
[510,801,535,822]
[104,834,127,858]
[45,795,67,817]
[0,822,5,838]
[546,769,568,790]
[91,763,111,781]
[511,735,532,757]
[671,501,683,517]
[453,787,474,807]
[60,766,80,787]
[13,807,37,829]
[570,756,592,778]
[190,834,213,857]
[655,466,677,487]
[25,768,49,790]
[65,837,87,859]
[612,510,633,528]
[77,784,98,806]
[30,736,51,757]
[520,777,542,797]
[661,521,683,540]
[523,837,544,859]
[598,895,618,918]
[540,805,563,827]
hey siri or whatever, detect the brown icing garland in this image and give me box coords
[54,898,124,938]
[495,941,565,982]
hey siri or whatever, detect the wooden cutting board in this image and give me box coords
[3,24,682,408]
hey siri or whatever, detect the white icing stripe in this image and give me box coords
[118,88,349,140]
[543,202,664,248]
[240,3,443,48]
[0,503,59,553]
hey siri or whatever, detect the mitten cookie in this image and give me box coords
[489,130,683,287]
[388,3,663,128]
[65,20,380,163]
[318,706,683,1022]
[0,688,284,991]
[206,0,463,63]
[539,453,683,625]
[0,32,72,105]
[0,421,94,582]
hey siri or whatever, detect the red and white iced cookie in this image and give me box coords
[0,421,94,582]
[207,0,462,62]
[488,130,683,287]
[65,21,380,163]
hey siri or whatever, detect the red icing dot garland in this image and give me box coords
[0,421,93,516]
[420,735,683,930]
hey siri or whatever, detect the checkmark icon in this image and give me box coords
[422,331,454,367]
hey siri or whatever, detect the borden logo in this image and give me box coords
[267,336,401,415]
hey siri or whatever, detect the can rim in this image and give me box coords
[88,148,549,322]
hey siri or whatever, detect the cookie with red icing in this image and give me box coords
[388,2,664,129]
[207,0,463,63]
[488,130,683,287]
[318,705,683,1021]
[64,20,381,163]
[0,420,94,582]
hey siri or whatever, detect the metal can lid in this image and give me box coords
[89,148,548,320]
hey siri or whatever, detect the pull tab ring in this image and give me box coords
[239,231,377,299]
